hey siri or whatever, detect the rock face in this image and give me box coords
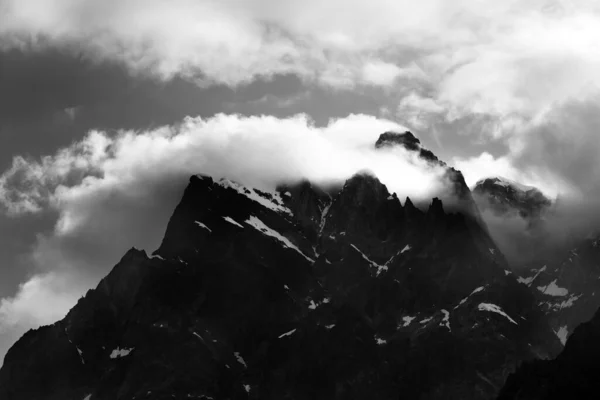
[0,133,561,400]
[513,236,600,346]
[498,306,600,400]
[473,177,551,221]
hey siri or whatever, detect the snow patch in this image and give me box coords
[401,244,411,253]
[537,279,568,297]
[556,325,569,346]
[478,303,518,325]
[454,286,485,309]
[222,216,244,228]
[489,248,495,255]
[504,270,512,276]
[243,384,251,393]
[151,254,164,260]
[192,332,205,343]
[374,335,387,345]
[440,309,451,332]
[82,395,92,400]
[319,202,331,234]
[402,316,415,327]
[194,221,212,232]
[517,266,546,286]
[110,347,134,359]
[419,316,433,324]
[245,216,314,262]
[278,328,297,339]
[545,294,582,311]
[76,347,85,364]
[234,352,247,368]
[218,179,292,215]
[325,324,335,330]
[350,244,387,275]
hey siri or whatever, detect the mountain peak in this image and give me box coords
[475,176,537,193]
[375,131,420,151]
[428,197,445,216]
[473,176,551,220]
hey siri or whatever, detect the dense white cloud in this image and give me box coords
[0,272,82,328]
[0,113,449,360]
[3,0,600,129]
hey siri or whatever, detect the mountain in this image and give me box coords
[473,176,600,345]
[512,235,600,346]
[498,305,600,399]
[472,177,551,220]
[0,132,561,400]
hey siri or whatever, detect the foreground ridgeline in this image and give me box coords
[0,132,562,400]
[499,306,600,399]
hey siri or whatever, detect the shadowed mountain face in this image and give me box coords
[510,236,600,348]
[498,306,600,400]
[473,176,600,347]
[473,177,551,221]
[0,133,561,400]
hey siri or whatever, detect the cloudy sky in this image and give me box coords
[1,0,600,362]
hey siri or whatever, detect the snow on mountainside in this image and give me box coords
[0,132,561,400]
[513,239,600,347]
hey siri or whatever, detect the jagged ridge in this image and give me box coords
[0,133,561,400]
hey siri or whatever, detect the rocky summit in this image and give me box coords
[472,177,551,221]
[0,133,564,400]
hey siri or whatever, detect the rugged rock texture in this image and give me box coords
[513,236,600,346]
[498,306,600,400]
[473,177,551,221]
[0,133,561,400]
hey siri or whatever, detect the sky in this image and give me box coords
[1,0,600,363]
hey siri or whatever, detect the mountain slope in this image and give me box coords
[473,176,600,345]
[0,133,561,400]
[513,235,600,346]
[498,305,600,399]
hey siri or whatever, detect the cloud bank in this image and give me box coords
[2,0,600,120]
[4,0,600,196]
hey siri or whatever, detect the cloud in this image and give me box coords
[0,272,81,329]
[452,96,600,267]
[452,152,563,199]
[0,113,449,362]
[361,61,403,86]
[3,0,600,127]
[453,94,600,202]
[0,270,86,364]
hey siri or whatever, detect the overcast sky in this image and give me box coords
[1,0,600,363]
